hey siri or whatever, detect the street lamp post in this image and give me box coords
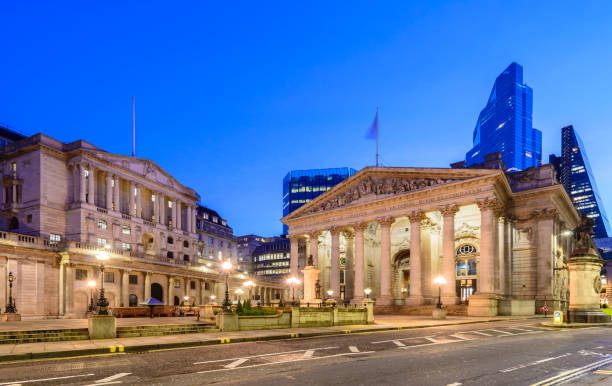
[5,272,17,314]
[210,295,216,304]
[286,277,301,305]
[433,275,447,309]
[96,251,110,315]
[234,288,244,302]
[87,280,97,312]
[183,295,189,305]
[364,288,372,299]
[221,260,232,312]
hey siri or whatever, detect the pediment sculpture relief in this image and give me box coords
[305,176,461,214]
[455,223,480,240]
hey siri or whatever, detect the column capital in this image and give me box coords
[329,226,343,237]
[351,222,369,232]
[439,204,459,217]
[341,229,354,239]
[307,230,322,239]
[377,216,395,227]
[530,208,557,220]
[476,197,499,211]
[407,210,426,223]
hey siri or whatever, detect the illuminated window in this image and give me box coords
[98,219,107,230]
[456,245,477,255]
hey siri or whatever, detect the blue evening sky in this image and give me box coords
[2,1,611,236]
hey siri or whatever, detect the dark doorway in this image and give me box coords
[129,294,138,307]
[151,283,163,303]
[173,296,180,306]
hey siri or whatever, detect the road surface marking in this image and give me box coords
[194,346,337,364]
[0,373,95,385]
[392,340,406,347]
[468,331,492,336]
[594,370,612,374]
[447,383,462,386]
[449,334,472,340]
[349,346,360,353]
[224,358,249,369]
[499,353,571,373]
[488,329,513,335]
[95,373,132,383]
[507,328,535,333]
[372,336,435,344]
[303,350,314,358]
[196,351,375,374]
[531,356,612,385]
[425,337,463,344]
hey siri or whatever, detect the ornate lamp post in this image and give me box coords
[433,275,447,309]
[364,288,372,299]
[286,277,301,305]
[183,295,189,305]
[221,260,232,312]
[87,280,97,312]
[234,288,244,302]
[327,289,334,299]
[243,280,255,300]
[210,295,216,304]
[5,272,17,313]
[96,251,110,315]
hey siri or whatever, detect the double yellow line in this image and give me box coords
[531,357,612,385]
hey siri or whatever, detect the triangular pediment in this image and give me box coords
[284,167,502,220]
[90,152,199,199]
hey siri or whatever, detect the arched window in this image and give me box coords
[183,240,189,248]
[167,251,174,259]
[456,244,477,255]
[167,236,174,244]
[129,294,138,307]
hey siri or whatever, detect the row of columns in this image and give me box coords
[73,162,197,233]
[289,198,504,305]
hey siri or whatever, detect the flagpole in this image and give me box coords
[376,106,379,167]
[132,96,136,157]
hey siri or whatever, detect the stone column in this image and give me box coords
[176,201,182,230]
[343,230,355,301]
[65,264,73,316]
[79,164,87,203]
[105,173,113,210]
[536,209,555,308]
[378,217,394,305]
[168,276,174,305]
[408,211,425,305]
[87,165,95,204]
[289,235,299,278]
[58,261,66,316]
[352,223,367,304]
[144,273,151,300]
[171,199,177,229]
[159,195,165,225]
[468,198,499,317]
[441,205,459,304]
[113,175,120,212]
[186,205,192,233]
[192,207,197,233]
[308,231,321,267]
[129,182,135,217]
[330,228,341,300]
[153,192,159,223]
[121,270,129,306]
[136,185,142,218]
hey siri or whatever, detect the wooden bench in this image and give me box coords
[178,306,200,317]
[152,306,176,317]
[114,307,151,318]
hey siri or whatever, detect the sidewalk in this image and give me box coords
[0,315,547,362]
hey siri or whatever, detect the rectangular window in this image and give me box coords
[104,272,114,283]
[174,279,180,288]
[121,243,131,251]
[129,275,138,285]
[209,237,214,245]
[50,233,61,242]
[98,219,107,230]
[204,282,210,290]
[97,238,107,246]
[11,162,16,173]
[190,281,196,290]
[75,269,88,281]
[27,214,32,223]
[122,226,131,235]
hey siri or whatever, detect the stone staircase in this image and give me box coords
[116,323,219,338]
[0,328,90,345]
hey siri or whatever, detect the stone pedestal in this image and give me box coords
[0,314,21,322]
[216,311,238,332]
[467,293,500,316]
[432,308,447,320]
[301,265,321,304]
[567,248,611,324]
[88,315,116,340]
[498,299,535,316]
[363,299,374,324]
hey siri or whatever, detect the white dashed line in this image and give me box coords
[303,350,314,358]
[349,346,360,353]
[392,340,406,347]
[224,358,249,369]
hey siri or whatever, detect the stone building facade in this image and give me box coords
[282,161,579,316]
[0,134,284,318]
[195,206,238,270]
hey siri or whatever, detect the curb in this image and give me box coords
[0,316,546,363]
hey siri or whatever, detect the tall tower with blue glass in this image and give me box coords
[549,125,610,239]
[466,62,542,172]
[282,167,357,234]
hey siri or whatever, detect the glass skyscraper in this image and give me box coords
[282,167,357,233]
[549,125,610,239]
[466,62,542,172]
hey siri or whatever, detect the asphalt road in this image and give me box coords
[0,320,610,385]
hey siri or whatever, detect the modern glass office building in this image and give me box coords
[549,125,610,239]
[282,167,357,233]
[466,62,542,172]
